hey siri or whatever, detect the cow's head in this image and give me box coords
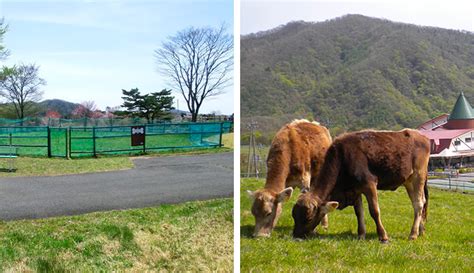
[247,187,293,237]
[292,192,338,239]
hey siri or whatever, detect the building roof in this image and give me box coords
[449,92,474,120]
[419,128,472,140]
[417,114,449,131]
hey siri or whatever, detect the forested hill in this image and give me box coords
[241,14,474,135]
[38,99,79,117]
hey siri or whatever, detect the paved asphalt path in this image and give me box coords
[0,152,233,220]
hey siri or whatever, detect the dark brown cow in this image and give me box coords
[247,119,332,237]
[292,129,430,242]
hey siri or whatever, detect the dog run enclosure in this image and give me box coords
[0,122,233,158]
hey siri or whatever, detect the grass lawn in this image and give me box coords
[0,156,134,177]
[241,178,474,272]
[0,198,233,271]
[222,132,234,148]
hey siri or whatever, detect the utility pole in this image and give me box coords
[246,121,259,178]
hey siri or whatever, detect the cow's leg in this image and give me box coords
[300,170,311,193]
[354,194,366,239]
[364,184,389,243]
[321,214,329,230]
[404,174,426,240]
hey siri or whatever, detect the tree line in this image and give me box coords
[241,14,474,139]
[0,18,232,123]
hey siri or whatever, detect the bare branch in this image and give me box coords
[0,64,45,119]
[155,24,233,121]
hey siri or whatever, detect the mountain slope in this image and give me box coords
[38,99,79,117]
[241,14,474,135]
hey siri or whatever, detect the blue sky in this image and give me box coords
[0,0,234,114]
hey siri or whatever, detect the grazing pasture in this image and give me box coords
[0,198,233,271]
[241,178,474,272]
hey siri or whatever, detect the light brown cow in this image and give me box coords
[292,129,430,242]
[247,119,332,237]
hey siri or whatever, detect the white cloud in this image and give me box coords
[3,1,158,33]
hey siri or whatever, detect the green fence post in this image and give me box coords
[92,127,97,157]
[200,123,203,145]
[64,128,68,159]
[67,127,71,159]
[143,124,147,154]
[219,122,223,147]
[47,126,51,158]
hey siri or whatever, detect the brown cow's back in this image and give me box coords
[265,120,331,192]
[337,129,429,190]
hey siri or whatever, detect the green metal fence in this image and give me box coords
[0,127,49,156]
[0,122,232,158]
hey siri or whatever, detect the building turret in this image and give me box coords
[444,92,474,129]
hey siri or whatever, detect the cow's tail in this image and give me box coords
[422,178,429,222]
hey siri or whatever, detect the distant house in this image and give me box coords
[170,109,192,121]
[418,92,474,168]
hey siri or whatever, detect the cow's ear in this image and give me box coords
[321,201,339,214]
[276,187,293,203]
[246,190,255,200]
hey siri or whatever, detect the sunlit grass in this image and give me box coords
[0,143,232,177]
[0,198,233,271]
[222,133,234,148]
[241,178,474,272]
[0,156,134,177]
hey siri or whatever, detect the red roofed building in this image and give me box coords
[418,92,474,168]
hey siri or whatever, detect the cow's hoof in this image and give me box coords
[418,226,425,235]
[293,238,304,242]
[380,239,389,244]
[358,235,366,240]
[253,233,271,238]
[408,236,417,241]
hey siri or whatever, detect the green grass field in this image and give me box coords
[222,132,234,148]
[0,156,134,177]
[0,198,233,271]
[241,178,474,272]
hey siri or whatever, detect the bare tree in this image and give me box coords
[155,24,233,122]
[72,101,98,118]
[0,64,45,119]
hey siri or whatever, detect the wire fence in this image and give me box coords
[427,172,474,192]
[0,121,233,158]
[240,161,474,193]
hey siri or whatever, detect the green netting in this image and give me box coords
[69,122,229,157]
[50,128,67,157]
[0,127,48,156]
[0,121,231,158]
